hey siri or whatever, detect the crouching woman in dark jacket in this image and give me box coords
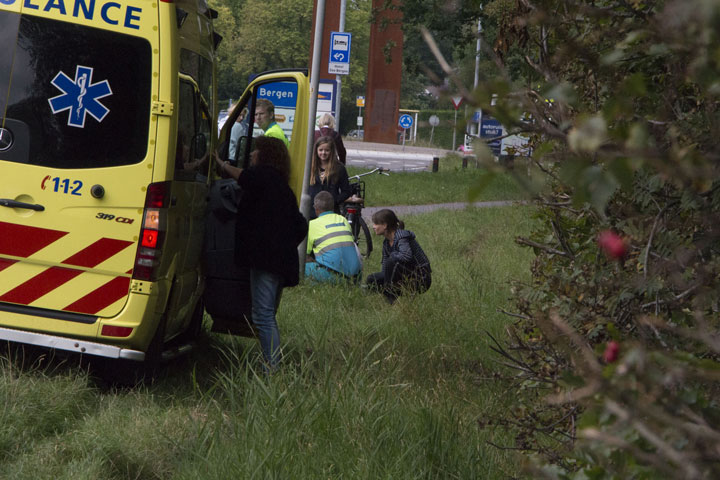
[366,209,431,303]
[217,136,308,369]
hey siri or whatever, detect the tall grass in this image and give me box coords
[0,206,536,479]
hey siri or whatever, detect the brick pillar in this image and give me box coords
[365,0,403,145]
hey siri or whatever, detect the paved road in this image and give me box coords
[345,140,453,171]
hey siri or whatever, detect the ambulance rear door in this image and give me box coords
[0,10,155,324]
[205,70,309,335]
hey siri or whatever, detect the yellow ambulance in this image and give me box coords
[0,0,311,374]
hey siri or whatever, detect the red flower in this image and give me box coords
[602,340,620,363]
[597,230,628,259]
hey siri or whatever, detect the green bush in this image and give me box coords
[463,1,720,478]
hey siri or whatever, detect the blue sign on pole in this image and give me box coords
[256,82,298,109]
[398,114,413,129]
[480,115,502,156]
[317,79,336,117]
[329,32,352,75]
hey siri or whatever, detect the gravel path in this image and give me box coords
[361,200,527,222]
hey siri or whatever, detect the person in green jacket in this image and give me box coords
[255,98,289,146]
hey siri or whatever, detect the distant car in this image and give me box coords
[346,129,364,139]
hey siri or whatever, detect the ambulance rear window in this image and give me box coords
[0,13,151,169]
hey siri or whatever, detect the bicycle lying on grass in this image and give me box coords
[341,167,390,258]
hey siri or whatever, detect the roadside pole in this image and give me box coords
[451,96,462,151]
[452,109,457,151]
[299,0,326,277]
[334,0,346,130]
[472,18,481,136]
[413,112,418,143]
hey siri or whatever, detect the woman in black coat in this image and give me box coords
[366,209,431,304]
[217,136,308,369]
[307,135,351,220]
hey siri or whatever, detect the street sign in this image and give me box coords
[257,82,298,108]
[329,32,351,75]
[398,113,413,129]
[256,81,299,140]
[316,80,336,117]
[356,96,365,107]
[480,115,503,156]
[451,96,463,110]
[428,114,440,144]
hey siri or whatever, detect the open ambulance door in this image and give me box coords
[203,70,309,336]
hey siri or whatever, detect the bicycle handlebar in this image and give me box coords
[349,167,390,181]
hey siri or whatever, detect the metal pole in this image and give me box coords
[334,0,347,131]
[299,0,326,276]
[413,112,418,143]
[472,18,481,136]
[452,108,458,151]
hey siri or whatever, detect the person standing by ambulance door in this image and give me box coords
[214,137,307,369]
[255,98,289,147]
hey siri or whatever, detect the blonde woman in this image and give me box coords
[314,113,347,164]
[307,135,351,219]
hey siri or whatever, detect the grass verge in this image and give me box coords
[348,155,535,206]
[0,205,536,479]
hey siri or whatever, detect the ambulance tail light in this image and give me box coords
[133,182,170,281]
[144,181,171,208]
[101,325,134,338]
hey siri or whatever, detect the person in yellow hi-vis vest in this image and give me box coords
[255,98,289,147]
[305,191,362,283]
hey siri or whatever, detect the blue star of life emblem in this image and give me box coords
[48,66,112,128]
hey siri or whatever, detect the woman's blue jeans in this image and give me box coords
[250,269,283,368]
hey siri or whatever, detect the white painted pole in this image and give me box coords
[452,108,458,151]
[413,112,418,143]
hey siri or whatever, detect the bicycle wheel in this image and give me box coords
[356,217,373,259]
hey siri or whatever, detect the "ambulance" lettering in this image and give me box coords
[0,0,143,30]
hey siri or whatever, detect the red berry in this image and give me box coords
[602,340,620,363]
[597,230,627,259]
